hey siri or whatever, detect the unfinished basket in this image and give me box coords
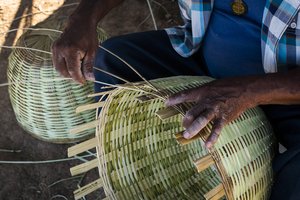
[7,18,107,143]
[69,76,275,199]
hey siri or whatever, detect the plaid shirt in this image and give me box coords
[165,0,300,73]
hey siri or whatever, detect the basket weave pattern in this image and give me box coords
[91,76,275,199]
[7,22,107,143]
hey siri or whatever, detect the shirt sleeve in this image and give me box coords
[165,0,212,58]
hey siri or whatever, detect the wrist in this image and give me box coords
[68,6,99,28]
[243,77,263,107]
[233,75,271,108]
[67,13,98,30]
[255,70,300,105]
[67,0,124,28]
[67,0,108,28]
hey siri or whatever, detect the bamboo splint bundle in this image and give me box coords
[7,17,107,143]
[69,76,275,199]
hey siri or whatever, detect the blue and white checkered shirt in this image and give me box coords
[165,0,300,73]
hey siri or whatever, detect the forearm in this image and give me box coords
[166,67,299,147]
[246,68,300,106]
[68,0,125,27]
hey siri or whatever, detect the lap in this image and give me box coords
[93,30,300,199]
[93,30,207,92]
[270,144,300,200]
[262,105,300,200]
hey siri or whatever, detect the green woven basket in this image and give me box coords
[7,18,107,143]
[69,76,275,199]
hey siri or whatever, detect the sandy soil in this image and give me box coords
[0,0,180,199]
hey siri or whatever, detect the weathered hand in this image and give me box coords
[51,17,97,84]
[165,78,255,149]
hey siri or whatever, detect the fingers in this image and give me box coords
[82,50,95,81]
[52,43,84,83]
[52,54,70,78]
[183,109,215,139]
[51,40,92,84]
[205,118,226,149]
[65,51,85,84]
[183,108,226,149]
[183,104,206,128]
[52,44,70,78]
[165,88,200,106]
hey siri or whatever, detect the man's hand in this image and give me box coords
[166,69,300,149]
[51,0,125,84]
[52,19,98,84]
[166,78,254,148]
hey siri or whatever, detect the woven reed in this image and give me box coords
[70,76,275,199]
[7,18,108,143]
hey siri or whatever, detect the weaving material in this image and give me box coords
[69,76,275,199]
[7,18,107,143]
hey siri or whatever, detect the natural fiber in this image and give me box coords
[69,76,275,200]
[7,18,107,143]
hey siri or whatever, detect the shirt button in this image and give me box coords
[290,22,297,29]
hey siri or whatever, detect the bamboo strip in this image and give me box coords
[98,45,157,92]
[194,154,215,173]
[174,131,184,139]
[70,159,98,176]
[69,76,275,200]
[68,138,97,157]
[204,184,225,200]
[76,101,105,113]
[87,90,112,98]
[69,120,98,134]
[136,94,157,102]
[176,132,202,145]
[7,21,107,143]
[74,179,103,200]
[156,107,180,119]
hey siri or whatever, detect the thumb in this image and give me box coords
[165,88,200,106]
[82,50,95,81]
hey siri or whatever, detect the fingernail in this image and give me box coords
[165,99,170,106]
[78,81,84,85]
[81,79,86,85]
[205,141,212,149]
[183,131,190,139]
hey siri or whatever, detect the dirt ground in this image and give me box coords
[0,0,180,199]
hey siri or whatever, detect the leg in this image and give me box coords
[269,145,300,200]
[93,30,207,98]
[262,105,300,200]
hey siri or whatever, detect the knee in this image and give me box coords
[270,149,300,200]
[93,36,129,86]
[94,37,124,68]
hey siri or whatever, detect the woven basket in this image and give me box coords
[69,76,275,199]
[7,18,107,143]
